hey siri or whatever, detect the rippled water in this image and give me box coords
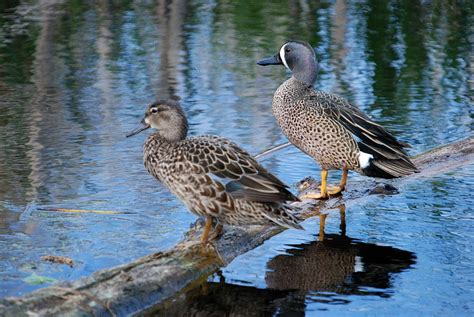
[0,0,472,314]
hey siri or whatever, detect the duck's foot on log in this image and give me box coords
[209,224,224,241]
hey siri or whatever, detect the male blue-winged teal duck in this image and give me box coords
[258,40,417,199]
[126,99,302,243]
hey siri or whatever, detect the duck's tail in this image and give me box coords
[360,154,418,179]
[356,138,419,179]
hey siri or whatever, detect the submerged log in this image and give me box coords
[1,136,473,316]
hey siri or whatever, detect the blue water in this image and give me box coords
[0,0,472,315]
[209,164,474,315]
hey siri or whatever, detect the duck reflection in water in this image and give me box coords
[149,204,416,316]
[315,203,347,241]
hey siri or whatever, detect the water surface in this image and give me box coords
[0,0,472,315]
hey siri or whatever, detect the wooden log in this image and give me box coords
[1,136,473,317]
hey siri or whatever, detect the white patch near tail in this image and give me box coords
[279,44,290,69]
[354,256,364,272]
[358,151,374,168]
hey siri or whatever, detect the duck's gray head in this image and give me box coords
[126,99,188,142]
[257,40,318,86]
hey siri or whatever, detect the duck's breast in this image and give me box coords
[271,85,360,170]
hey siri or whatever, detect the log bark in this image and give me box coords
[1,136,473,317]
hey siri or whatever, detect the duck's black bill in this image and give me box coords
[126,121,150,138]
[257,54,282,66]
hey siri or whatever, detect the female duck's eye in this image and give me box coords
[151,108,158,114]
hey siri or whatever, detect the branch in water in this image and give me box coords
[36,207,135,215]
[254,142,292,160]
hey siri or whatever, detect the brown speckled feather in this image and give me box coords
[138,100,302,230]
[175,135,298,203]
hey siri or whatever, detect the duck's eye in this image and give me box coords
[151,107,159,114]
[285,48,291,53]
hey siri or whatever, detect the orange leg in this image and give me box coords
[209,224,224,241]
[327,169,348,195]
[200,216,213,244]
[301,169,329,199]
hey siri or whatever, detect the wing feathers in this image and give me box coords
[308,91,418,178]
[260,205,303,230]
[181,136,298,203]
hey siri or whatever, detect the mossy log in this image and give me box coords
[1,136,473,317]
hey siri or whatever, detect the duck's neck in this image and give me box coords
[144,132,179,159]
[292,57,318,87]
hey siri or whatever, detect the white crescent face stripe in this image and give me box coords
[279,44,290,69]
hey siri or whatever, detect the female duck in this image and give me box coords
[127,100,302,243]
[258,40,417,199]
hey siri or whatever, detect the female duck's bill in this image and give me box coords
[126,118,150,138]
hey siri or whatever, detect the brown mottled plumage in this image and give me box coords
[258,40,417,199]
[126,99,302,243]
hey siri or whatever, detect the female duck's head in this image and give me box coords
[257,40,319,86]
[126,99,188,142]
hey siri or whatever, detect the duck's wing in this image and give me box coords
[179,136,298,203]
[336,105,419,175]
[309,92,412,158]
[307,91,417,176]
